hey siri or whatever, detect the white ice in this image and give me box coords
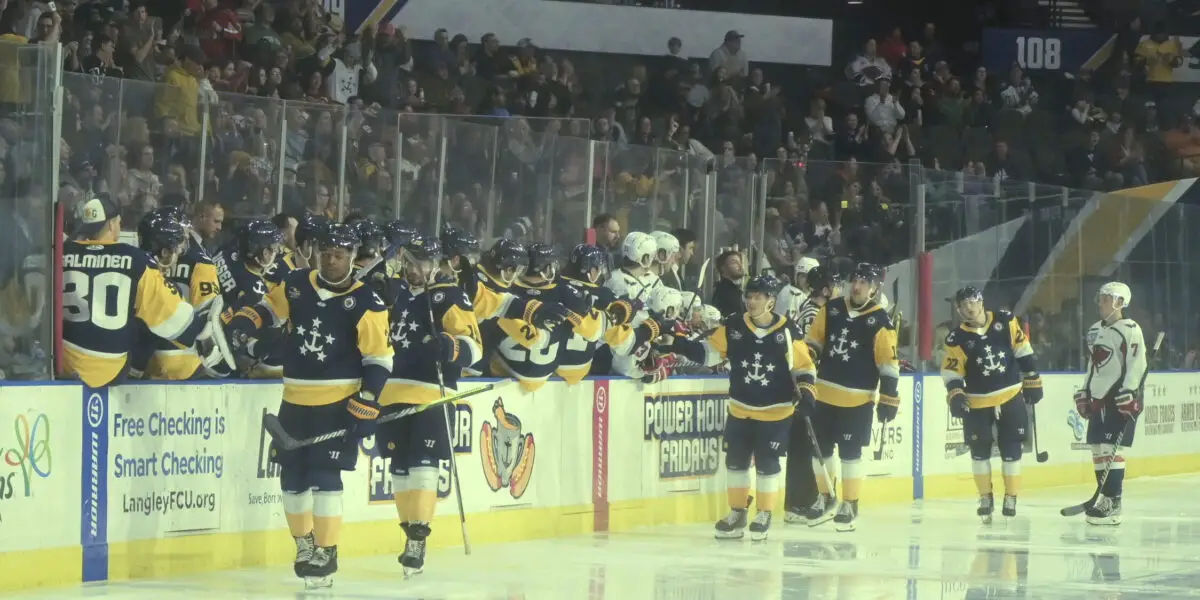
[14,473,1200,599]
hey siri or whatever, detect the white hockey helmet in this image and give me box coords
[794,256,820,277]
[776,285,805,318]
[701,304,722,330]
[647,285,684,320]
[1097,281,1132,308]
[622,231,658,269]
[650,231,680,264]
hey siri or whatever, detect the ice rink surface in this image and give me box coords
[14,473,1200,600]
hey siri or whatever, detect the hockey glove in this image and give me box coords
[524,299,570,330]
[641,355,676,384]
[876,396,899,423]
[793,382,816,418]
[346,391,382,439]
[606,299,644,327]
[1115,390,1143,419]
[1021,376,1043,405]
[948,389,970,420]
[1073,389,1093,419]
[425,332,460,364]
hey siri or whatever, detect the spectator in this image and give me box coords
[804,97,835,149]
[194,0,242,65]
[834,112,869,159]
[1067,129,1120,189]
[998,65,1038,116]
[664,36,687,73]
[934,78,966,128]
[1110,124,1149,186]
[989,140,1025,181]
[963,88,994,127]
[592,212,621,266]
[1164,116,1200,176]
[80,33,123,78]
[1134,24,1183,85]
[878,27,907,69]
[710,249,745,317]
[900,40,929,80]
[846,39,891,89]
[155,46,205,137]
[326,40,377,105]
[709,30,748,81]
[864,79,906,135]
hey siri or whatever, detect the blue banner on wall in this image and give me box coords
[982,28,1114,74]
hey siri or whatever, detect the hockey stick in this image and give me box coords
[1060,331,1163,517]
[679,257,711,325]
[426,291,472,555]
[872,421,888,461]
[803,416,838,527]
[262,383,498,451]
[204,295,238,370]
[1030,404,1049,463]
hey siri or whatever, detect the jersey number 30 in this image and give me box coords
[63,271,133,330]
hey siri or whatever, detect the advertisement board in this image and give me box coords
[0,385,80,554]
[984,28,1200,83]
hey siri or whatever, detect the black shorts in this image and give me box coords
[963,395,1028,455]
[723,414,790,469]
[375,403,452,474]
[1087,401,1137,447]
[270,400,358,471]
[811,402,874,457]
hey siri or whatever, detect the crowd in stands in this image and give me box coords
[0,0,1196,376]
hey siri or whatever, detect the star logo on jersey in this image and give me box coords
[829,328,856,362]
[296,317,336,361]
[390,309,415,348]
[830,307,841,317]
[739,352,775,387]
[729,330,743,341]
[287,286,301,299]
[977,344,1007,376]
[966,340,976,349]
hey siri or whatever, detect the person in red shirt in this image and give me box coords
[878,27,907,69]
[194,0,242,64]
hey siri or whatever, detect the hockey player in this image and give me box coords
[665,275,817,541]
[378,234,483,576]
[135,211,225,380]
[613,285,682,383]
[213,219,287,376]
[291,214,329,270]
[804,262,900,531]
[783,265,839,523]
[1076,281,1147,526]
[62,195,217,387]
[941,287,1043,523]
[350,220,389,281]
[649,231,680,286]
[606,231,660,305]
[492,243,581,391]
[777,257,821,320]
[557,244,670,383]
[226,223,394,588]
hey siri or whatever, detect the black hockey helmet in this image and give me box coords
[439,225,481,259]
[149,205,191,231]
[563,244,608,281]
[319,223,361,252]
[383,219,417,250]
[237,219,284,258]
[954,286,984,306]
[806,266,836,294]
[744,274,783,298]
[526,243,557,275]
[404,234,442,262]
[351,220,387,260]
[482,238,527,272]
[295,213,328,248]
[850,262,883,284]
[137,213,187,258]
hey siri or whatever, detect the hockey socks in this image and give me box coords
[972,459,992,496]
[1001,459,1021,497]
[726,469,751,510]
[312,490,344,547]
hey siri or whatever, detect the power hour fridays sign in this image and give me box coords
[106,386,225,536]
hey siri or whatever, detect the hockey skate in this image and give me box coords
[833,500,858,532]
[1085,497,1122,526]
[805,493,838,527]
[293,533,315,578]
[714,508,748,539]
[303,545,337,590]
[1002,495,1018,518]
[749,511,772,541]
[399,522,431,578]
[977,493,994,525]
[784,507,807,524]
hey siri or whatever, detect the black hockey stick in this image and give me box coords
[262,383,498,451]
[1060,331,1163,517]
[872,422,888,461]
[803,416,839,528]
[1030,404,1049,463]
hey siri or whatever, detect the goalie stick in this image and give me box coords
[1060,331,1163,517]
[262,382,502,451]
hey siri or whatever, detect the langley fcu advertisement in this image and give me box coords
[104,385,226,537]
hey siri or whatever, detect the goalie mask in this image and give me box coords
[621,231,657,270]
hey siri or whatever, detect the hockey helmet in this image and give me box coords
[440,225,482,260]
[795,256,820,277]
[137,213,187,260]
[237,219,285,261]
[744,274,784,299]
[850,262,884,284]
[564,244,608,283]
[404,234,442,263]
[319,223,361,252]
[621,231,657,269]
[526,243,558,279]
[149,205,191,231]
[954,286,984,306]
[1096,281,1131,308]
[647,286,684,321]
[701,304,722,330]
[650,231,680,264]
[483,239,527,272]
[806,266,836,296]
[351,220,387,260]
[295,213,329,248]
[383,220,417,250]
